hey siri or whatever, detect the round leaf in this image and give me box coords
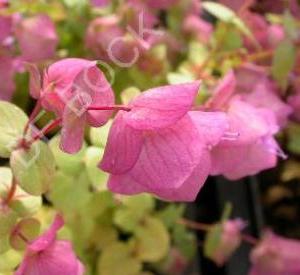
[0,101,28,158]
[10,218,41,250]
[10,141,56,196]
[134,217,170,262]
[0,206,18,237]
[98,242,142,275]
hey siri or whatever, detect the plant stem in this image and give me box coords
[4,178,17,205]
[23,100,42,137]
[87,105,132,112]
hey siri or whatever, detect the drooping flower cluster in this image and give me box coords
[15,215,84,275]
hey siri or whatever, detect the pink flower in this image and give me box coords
[28,58,115,153]
[242,80,292,127]
[210,98,281,180]
[0,15,13,46]
[211,219,245,266]
[91,0,109,7]
[250,231,300,275]
[15,14,58,62]
[219,0,254,11]
[206,71,283,180]
[15,215,85,275]
[100,82,229,201]
[0,55,15,100]
[183,14,213,43]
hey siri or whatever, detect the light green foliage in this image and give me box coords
[89,121,112,148]
[287,123,300,154]
[204,224,222,258]
[98,242,142,275]
[10,218,41,250]
[10,141,56,196]
[0,101,28,158]
[134,216,170,262]
[271,39,296,90]
[0,207,17,237]
[121,87,141,105]
[49,135,86,176]
[0,250,22,272]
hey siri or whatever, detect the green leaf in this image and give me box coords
[0,167,42,218]
[0,101,28,158]
[113,208,141,233]
[167,73,195,85]
[98,242,142,275]
[157,204,185,229]
[134,217,170,262]
[287,122,300,154]
[0,235,10,254]
[84,147,108,190]
[204,224,222,259]
[0,207,18,237]
[10,141,56,196]
[92,224,118,250]
[89,120,113,148]
[202,1,254,40]
[48,171,91,215]
[172,224,197,259]
[271,39,296,90]
[10,218,41,250]
[0,249,22,272]
[283,10,298,40]
[49,135,86,176]
[221,202,233,222]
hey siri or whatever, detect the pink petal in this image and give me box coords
[72,65,115,127]
[99,112,144,174]
[29,214,64,252]
[189,111,229,147]
[16,241,84,275]
[25,62,42,99]
[60,103,86,154]
[206,70,236,110]
[211,136,278,180]
[123,82,200,130]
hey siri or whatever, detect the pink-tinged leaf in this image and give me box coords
[60,104,86,154]
[189,111,229,147]
[211,136,278,180]
[123,82,200,130]
[29,214,64,252]
[99,112,144,174]
[72,66,115,127]
[25,63,42,99]
[206,71,236,110]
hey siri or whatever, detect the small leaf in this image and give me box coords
[0,206,18,237]
[287,122,300,154]
[221,202,233,222]
[89,120,112,148]
[98,242,142,275]
[0,167,42,217]
[134,217,170,262]
[49,135,86,176]
[0,235,10,254]
[204,224,222,259]
[10,141,56,196]
[10,218,41,250]
[84,147,108,190]
[202,1,254,40]
[113,208,141,233]
[271,39,296,90]
[0,101,28,158]
[0,249,22,272]
[157,204,185,229]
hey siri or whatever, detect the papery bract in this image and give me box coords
[250,231,300,275]
[211,219,245,266]
[0,55,15,101]
[15,14,58,63]
[15,215,85,275]
[100,82,230,201]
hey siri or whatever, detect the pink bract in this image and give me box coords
[15,14,58,63]
[250,231,300,275]
[100,82,230,201]
[211,219,246,266]
[15,215,85,275]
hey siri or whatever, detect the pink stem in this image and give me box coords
[23,100,42,136]
[87,105,132,112]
